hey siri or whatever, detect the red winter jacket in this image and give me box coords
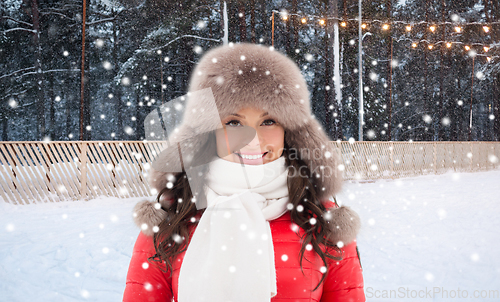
[123,202,365,301]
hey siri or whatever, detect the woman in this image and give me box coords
[123,43,364,301]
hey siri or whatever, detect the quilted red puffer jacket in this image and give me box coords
[123,201,365,301]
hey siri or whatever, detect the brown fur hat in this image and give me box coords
[137,43,356,239]
[150,43,342,198]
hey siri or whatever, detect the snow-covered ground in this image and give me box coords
[1,170,499,301]
[338,170,500,301]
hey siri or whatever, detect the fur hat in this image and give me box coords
[135,43,357,240]
[149,43,342,198]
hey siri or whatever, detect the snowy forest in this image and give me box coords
[1,0,499,142]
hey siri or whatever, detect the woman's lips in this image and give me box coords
[235,152,268,160]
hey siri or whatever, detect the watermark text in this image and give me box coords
[366,287,499,299]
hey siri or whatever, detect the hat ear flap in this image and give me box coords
[133,200,168,236]
[326,205,361,245]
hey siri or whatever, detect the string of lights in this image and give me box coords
[272,10,500,27]
[269,10,497,142]
[270,10,498,59]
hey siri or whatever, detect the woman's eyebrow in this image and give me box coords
[227,112,269,118]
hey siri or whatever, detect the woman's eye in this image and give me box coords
[262,119,276,126]
[225,120,241,127]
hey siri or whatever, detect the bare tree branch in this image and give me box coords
[2,89,29,100]
[87,17,116,26]
[0,67,36,80]
[15,69,80,80]
[1,28,37,34]
[18,101,37,108]
[1,68,80,81]
[87,7,138,26]
[136,35,221,54]
[40,11,74,20]
[0,16,33,27]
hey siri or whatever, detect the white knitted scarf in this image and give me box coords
[178,156,289,302]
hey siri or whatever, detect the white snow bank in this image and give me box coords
[1,170,499,301]
[0,196,145,302]
[338,170,500,301]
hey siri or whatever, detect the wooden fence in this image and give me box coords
[0,141,499,204]
[339,141,500,180]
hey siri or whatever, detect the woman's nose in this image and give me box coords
[247,129,260,147]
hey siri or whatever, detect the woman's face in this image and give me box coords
[215,107,285,165]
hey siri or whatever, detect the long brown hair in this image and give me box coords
[149,139,342,291]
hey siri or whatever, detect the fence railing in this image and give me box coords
[0,141,499,204]
[339,141,500,180]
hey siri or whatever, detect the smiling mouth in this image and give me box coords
[236,152,269,160]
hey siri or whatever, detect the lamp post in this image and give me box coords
[358,0,363,142]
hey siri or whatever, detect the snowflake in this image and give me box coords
[6,224,15,232]
[471,253,480,262]
[425,272,435,282]
[437,209,447,220]
[121,77,130,86]
[95,39,104,48]
[80,289,90,298]
[196,20,206,29]
[193,45,203,54]
[102,61,112,70]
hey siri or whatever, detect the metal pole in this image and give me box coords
[161,53,164,104]
[223,1,228,45]
[358,0,363,142]
[331,0,341,139]
[469,56,475,141]
[272,11,275,47]
[80,0,86,141]
[388,41,393,141]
